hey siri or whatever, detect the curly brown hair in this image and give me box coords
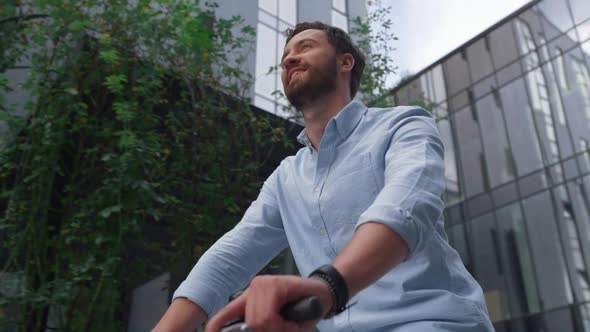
[284,21,366,98]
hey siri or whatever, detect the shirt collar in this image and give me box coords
[296,99,367,149]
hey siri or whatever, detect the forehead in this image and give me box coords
[284,29,328,49]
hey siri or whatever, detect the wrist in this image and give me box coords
[308,264,349,318]
[309,275,336,318]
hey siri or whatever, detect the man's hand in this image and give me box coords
[205,275,333,332]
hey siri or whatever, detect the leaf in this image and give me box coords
[99,205,122,218]
[104,74,127,94]
[99,49,121,65]
[68,20,86,32]
[118,130,136,147]
[0,111,9,122]
[113,101,135,121]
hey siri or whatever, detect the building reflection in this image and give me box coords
[393,0,590,330]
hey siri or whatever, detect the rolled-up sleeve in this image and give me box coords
[173,167,288,317]
[357,109,445,256]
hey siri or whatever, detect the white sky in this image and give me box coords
[375,0,532,88]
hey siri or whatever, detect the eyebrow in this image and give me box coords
[281,38,318,62]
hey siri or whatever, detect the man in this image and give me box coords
[153,22,494,332]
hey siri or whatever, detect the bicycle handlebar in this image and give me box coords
[220,296,323,332]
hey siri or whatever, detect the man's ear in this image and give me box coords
[339,53,355,73]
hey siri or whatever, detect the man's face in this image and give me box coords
[281,29,339,109]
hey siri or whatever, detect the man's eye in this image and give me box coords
[301,44,312,49]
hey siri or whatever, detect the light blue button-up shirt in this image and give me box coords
[174,100,494,331]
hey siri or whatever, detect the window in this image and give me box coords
[581,139,590,169]
[331,0,348,32]
[571,56,590,120]
[516,20,561,164]
[255,0,297,116]
[554,48,569,90]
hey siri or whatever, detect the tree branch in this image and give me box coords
[0,14,49,26]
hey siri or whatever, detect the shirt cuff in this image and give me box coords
[172,279,226,318]
[356,204,423,256]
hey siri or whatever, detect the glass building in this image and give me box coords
[392,0,590,330]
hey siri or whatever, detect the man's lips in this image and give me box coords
[288,67,306,81]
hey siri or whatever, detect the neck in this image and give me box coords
[301,92,351,150]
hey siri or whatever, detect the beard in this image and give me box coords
[284,57,339,110]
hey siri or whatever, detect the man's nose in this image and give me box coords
[282,53,300,70]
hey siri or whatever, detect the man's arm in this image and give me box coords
[332,222,408,298]
[205,110,444,331]
[338,111,445,297]
[152,298,207,332]
[152,166,289,332]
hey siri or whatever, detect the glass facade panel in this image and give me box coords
[259,0,277,16]
[437,118,462,203]
[254,1,296,115]
[499,78,544,176]
[570,0,590,25]
[563,47,590,155]
[453,106,486,197]
[333,0,346,13]
[255,23,277,98]
[393,1,590,328]
[467,39,494,83]
[476,94,515,187]
[331,10,348,32]
[553,185,590,303]
[489,23,520,69]
[536,0,575,41]
[468,213,510,322]
[278,0,296,25]
[579,20,590,44]
[522,191,573,310]
[496,203,541,316]
[443,52,471,97]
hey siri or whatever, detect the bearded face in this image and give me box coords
[283,56,339,110]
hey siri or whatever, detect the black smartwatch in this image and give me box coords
[308,264,349,318]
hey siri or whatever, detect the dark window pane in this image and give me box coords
[522,191,574,310]
[499,78,544,176]
[518,170,549,197]
[496,203,541,316]
[489,23,520,69]
[575,303,590,331]
[466,193,493,219]
[477,94,515,187]
[467,213,511,322]
[443,52,471,97]
[492,182,519,208]
[453,106,485,197]
[553,185,590,303]
[467,39,494,83]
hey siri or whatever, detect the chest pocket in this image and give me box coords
[320,152,380,253]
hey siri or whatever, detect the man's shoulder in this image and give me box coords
[366,105,433,122]
[274,148,307,173]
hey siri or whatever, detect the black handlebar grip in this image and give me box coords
[280,296,324,322]
[220,296,323,332]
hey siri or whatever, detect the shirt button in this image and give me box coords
[319,229,326,236]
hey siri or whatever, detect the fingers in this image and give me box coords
[206,275,324,332]
[204,292,247,332]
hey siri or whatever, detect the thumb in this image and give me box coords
[205,294,247,332]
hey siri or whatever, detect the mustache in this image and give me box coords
[287,64,310,79]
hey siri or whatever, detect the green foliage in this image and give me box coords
[0,1,296,331]
[351,0,398,107]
